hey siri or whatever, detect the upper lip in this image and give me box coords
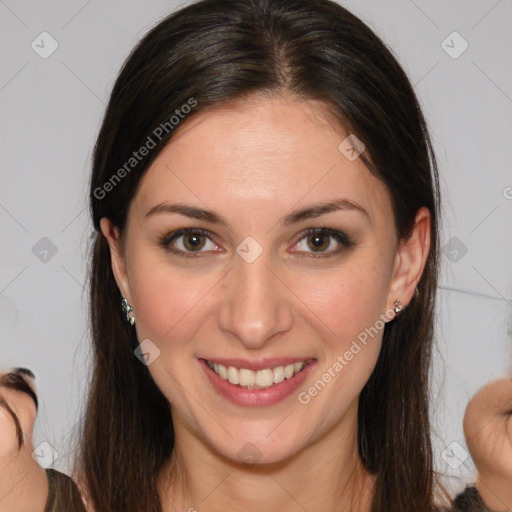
[200,357,316,371]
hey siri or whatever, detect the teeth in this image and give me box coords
[273,366,285,384]
[207,360,309,389]
[255,369,273,387]
[284,364,295,379]
[227,366,239,385]
[218,364,228,380]
[239,368,255,386]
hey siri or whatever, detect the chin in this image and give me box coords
[204,427,307,467]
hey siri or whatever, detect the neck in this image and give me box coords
[0,448,49,512]
[158,403,375,512]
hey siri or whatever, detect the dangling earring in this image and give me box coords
[121,298,135,325]
[393,299,403,316]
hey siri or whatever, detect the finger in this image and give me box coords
[464,378,512,446]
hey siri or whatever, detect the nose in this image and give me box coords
[218,250,294,350]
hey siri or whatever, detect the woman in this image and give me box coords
[1,0,511,510]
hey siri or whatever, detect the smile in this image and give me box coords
[199,357,317,407]
[206,360,311,389]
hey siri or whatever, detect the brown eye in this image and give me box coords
[306,233,330,252]
[292,228,353,257]
[160,228,220,258]
[182,232,206,251]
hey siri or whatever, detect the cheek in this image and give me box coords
[294,255,390,344]
[126,246,227,359]
[0,390,36,455]
[0,409,18,457]
[291,254,391,398]
[129,261,206,346]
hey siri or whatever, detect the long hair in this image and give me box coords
[82,1,441,510]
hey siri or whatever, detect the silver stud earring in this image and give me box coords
[121,298,135,325]
[393,299,403,316]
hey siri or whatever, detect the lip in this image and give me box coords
[201,357,315,372]
[198,358,317,407]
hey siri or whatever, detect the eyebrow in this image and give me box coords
[0,370,38,410]
[144,198,369,227]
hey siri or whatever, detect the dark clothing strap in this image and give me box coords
[44,469,87,512]
[453,485,509,512]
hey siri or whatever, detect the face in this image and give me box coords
[0,369,37,456]
[102,94,429,464]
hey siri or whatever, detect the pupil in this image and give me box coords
[185,234,203,250]
[310,234,327,251]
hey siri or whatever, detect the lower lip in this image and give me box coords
[198,358,317,407]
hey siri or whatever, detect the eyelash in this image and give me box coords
[160,227,354,259]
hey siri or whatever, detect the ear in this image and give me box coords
[100,217,132,302]
[387,207,431,311]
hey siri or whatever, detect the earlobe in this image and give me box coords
[387,207,431,310]
[99,217,131,301]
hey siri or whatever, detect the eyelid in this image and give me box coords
[289,227,353,257]
[160,227,222,257]
[160,226,353,258]
[0,371,39,410]
[293,227,352,245]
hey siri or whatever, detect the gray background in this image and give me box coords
[1,0,511,497]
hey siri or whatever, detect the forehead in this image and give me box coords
[130,95,392,226]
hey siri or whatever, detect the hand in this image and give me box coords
[0,368,49,512]
[463,378,512,511]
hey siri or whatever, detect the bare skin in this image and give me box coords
[464,378,512,510]
[0,371,48,512]
[101,94,429,511]
[1,95,510,511]
[2,374,512,511]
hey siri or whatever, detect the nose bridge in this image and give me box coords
[218,248,293,349]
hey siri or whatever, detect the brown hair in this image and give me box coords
[82,0,443,510]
